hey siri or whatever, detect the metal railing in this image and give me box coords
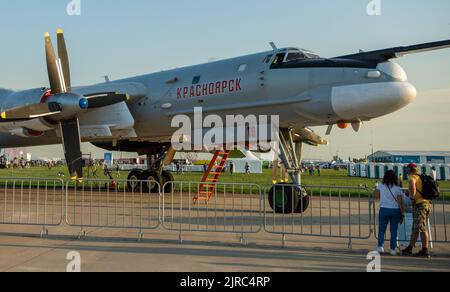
[429,189,450,243]
[264,184,373,247]
[0,176,448,248]
[162,181,262,241]
[65,179,160,236]
[0,178,64,235]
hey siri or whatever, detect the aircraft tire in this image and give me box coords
[268,184,300,214]
[127,169,143,192]
[161,170,174,193]
[140,170,162,194]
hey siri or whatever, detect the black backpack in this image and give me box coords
[418,174,440,200]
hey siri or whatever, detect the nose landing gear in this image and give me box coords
[269,128,310,214]
[268,184,310,214]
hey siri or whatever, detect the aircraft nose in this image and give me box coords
[331,81,417,120]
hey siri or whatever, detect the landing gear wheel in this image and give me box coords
[294,187,310,214]
[268,184,299,214]
[140,170,162,194]
[161,170,174,193]
[127,170,143,192]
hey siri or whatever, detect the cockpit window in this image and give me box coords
[272,53,286,64]
[303,51,320,59]
[268,49,321,65]
[285,52,307,62]
[284,49,320,62]
[269,48,321,69]
[263,55,273,63]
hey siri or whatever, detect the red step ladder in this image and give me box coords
[193,150,231,204]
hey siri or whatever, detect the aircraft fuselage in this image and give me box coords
[0,47,417,149]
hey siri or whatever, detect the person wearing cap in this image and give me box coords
[402,163,432,257]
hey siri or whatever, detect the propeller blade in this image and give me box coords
[45,32,65,94]
[57,29,72,92]
[60,118,83,179]
[1,102,61,121]
[84,92,130,109]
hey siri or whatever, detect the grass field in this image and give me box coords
[1,166,449,191]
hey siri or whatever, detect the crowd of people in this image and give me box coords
[305,164,322,176]
[0,155,64,169]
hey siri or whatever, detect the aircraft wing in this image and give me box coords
[336,39,450,62]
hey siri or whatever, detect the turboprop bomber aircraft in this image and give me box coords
[0,30,449,213]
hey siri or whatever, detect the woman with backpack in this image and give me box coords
[374,170,405,256]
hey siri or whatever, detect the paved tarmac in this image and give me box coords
[0,224,449,272]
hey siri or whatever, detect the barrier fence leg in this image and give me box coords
[138,230,144,242]
[77,228,86,239]
[348,238,353,251]
[240,233,246,246]
[40,226,49,238]
[179,230,183,244]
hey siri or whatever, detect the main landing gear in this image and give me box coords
[127,147,176,193]
[268,129,310,214]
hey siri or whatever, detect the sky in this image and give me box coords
[0,0,449,160]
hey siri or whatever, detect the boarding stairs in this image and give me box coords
[193,149,230,204]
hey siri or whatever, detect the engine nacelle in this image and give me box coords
[0,88,89,131]
[0,88,60,134]
[0,88,48,110]
[9,128,44,138]
[18,119,56,132]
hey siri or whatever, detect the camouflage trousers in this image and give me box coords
[413,203,432,233]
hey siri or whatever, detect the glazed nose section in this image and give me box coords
[331,82,417,120]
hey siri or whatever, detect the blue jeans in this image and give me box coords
[378,207,401,251]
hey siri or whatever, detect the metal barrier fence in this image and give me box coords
[0,178,64,235]
[0,177,449,247]
[65,179,160,236]
[162,181,262,241]
[373,188,450,244]
[264,184,373,246]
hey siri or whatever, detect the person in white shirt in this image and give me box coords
[431,167,437,181]
[374,170,405,256]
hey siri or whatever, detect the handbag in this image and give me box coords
[387,186,405,224]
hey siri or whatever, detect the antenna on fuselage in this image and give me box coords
[269,42,278,51]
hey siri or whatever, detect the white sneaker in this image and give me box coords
[377,247,385,254]
[390,249,398,256]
